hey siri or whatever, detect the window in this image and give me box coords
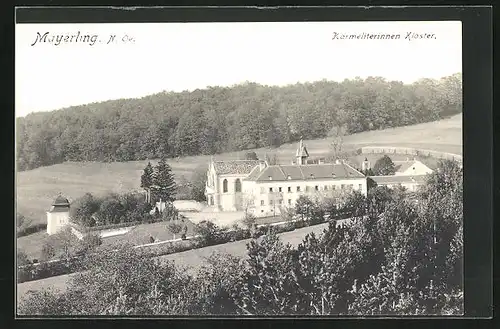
[305,186,310,192]
[288,199,292,205]
[297,186,301,192]
[350,184,354,189]
[260,187,265,194]
[324,186,328,190]
[269,187,273,193]
[358,184,362,190]
[315,186,319,191]
[270,200,274,205]
[332,185,336,190]
[341,184,345,189]
[235,179,242,192]
[278,187,282,192]
[279,199,283,205]
[260,200,265,206]
[261,210,264,213]
[288,186,292,192]
[223,179,228,193]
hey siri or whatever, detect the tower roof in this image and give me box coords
[295,139,309,158]
[52,195,70,206]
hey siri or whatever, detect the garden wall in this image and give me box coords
[359,146,462,162]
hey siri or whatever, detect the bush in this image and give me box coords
[17,223,47,237]
[242,213,257,230]
[161,202,179,221]
[195,220,229,247]
[74,233,103,256]
[227,227,251,241]
[71,192,154,228]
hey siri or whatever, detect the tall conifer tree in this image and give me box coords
[140,162,154,203]
[153,158,177,203]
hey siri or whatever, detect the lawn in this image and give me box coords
[17,222,329,303]
[101,219,197,247]
[16,114,462,228]
[17,231,52,260]
[17,218,198,261]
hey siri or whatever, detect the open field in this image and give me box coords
[17,222,329,304]
[16,114,462,228]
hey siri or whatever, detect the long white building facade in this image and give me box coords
[204,141,368,217]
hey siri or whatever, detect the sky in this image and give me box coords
[15,21,462,117]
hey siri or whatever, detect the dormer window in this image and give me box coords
[268,176,273,180]
[310,173,314,179]
[332,173,336,178]
[287,175,291,180]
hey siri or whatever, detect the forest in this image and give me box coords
[16,74,462,171]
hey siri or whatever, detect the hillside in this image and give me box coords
[16,114,462,227]
[16,75,462,172]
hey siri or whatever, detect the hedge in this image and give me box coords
[17,223,47,238]
[17,257,83,284]
[17,214,342,283]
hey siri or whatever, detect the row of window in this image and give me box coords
[220,179,364,194]
[222,178,241,193]
[260,199,287,206]
[258,197,342,207]
[260,184,363,194]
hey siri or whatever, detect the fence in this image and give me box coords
[359,146,462,162]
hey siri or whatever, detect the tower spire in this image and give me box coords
[295,138,309,165]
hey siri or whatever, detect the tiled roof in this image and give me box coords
[393,160,417,173]
[213,160,261,175]
[371,174,427,184]
[52,195,70,206]
[245,163,365,182]
[245,165,263,180]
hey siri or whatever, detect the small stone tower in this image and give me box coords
[46,194,70,235]
[295,139,309,165]
[361,157,371,172]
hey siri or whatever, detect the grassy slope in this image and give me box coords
[17,223,329,303]
[16,114,462,227]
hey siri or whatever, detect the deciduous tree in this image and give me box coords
[372,155,396,176]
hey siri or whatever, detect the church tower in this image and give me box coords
[295,139,309,165]
[361,157,371,172]
[46,194,71,235]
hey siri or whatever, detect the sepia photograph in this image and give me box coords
[15,15,465,317]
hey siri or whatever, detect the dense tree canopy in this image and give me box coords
[17,75,462,171]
